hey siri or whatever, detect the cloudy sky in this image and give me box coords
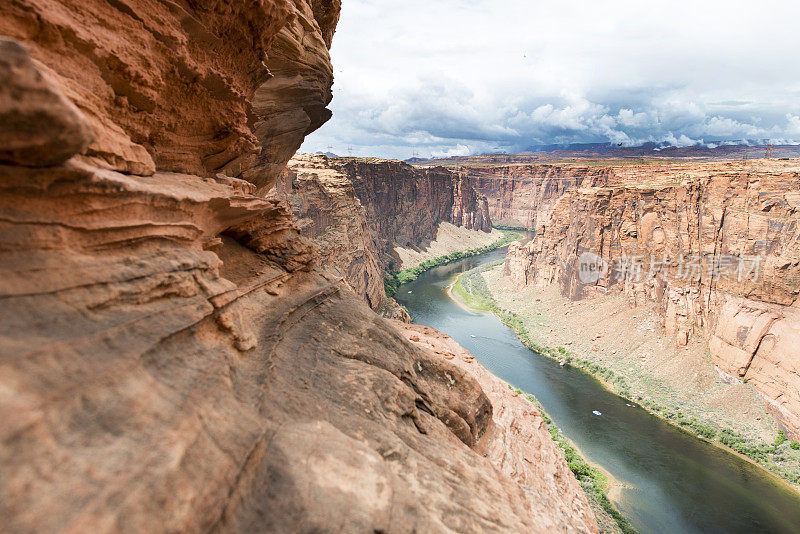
[301,0,800,159]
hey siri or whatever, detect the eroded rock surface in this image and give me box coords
[0,38,93,166]
[337,157,492,269]
[273,153,493,317]
[272,153,389,313]
[249,0,339,191]
[0,3,597,533]
[0,0,331,185]
[467,163,611,228]
[394,322,599,533]
[500,159,800,438]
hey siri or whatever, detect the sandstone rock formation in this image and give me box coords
[272,153,390,314]
[337,158,492,270]
[466,163,611,229]
[393,321,599,533]
[273,153,493,315]
[500,159,800,438]
[250,0,340,191]
[0,3,596,532]
[0,38,93,166]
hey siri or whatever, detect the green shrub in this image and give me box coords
[791,440,800,450]
[686,418,717,439]
[774,430,787,447]
[493,223,535,232]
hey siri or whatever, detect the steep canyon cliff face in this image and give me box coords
[392,322,598,533]
[271,153,391,315]
[0,2,597,532]
[340,158,492,270]
[465,163,611,229]
[501,160,800,438]
[273,154,492,313]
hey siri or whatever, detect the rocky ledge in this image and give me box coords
[393,321,598,533]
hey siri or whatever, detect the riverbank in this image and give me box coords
[446,268,632,533]
[384,228,521,298]
[452,261,800,490]
[519,386,637,534]
[400,250,800,532]
[491,222,535,232]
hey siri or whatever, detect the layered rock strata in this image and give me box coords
[0,3,596,532]
[466,163,611,229]
[272,153,391,315]
[393,321,598,533]
[502,160,800,438]
[251,0,340,191]
[338,158,492,270]
[273,154,493,314]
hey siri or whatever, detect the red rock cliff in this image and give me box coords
[502,160,800,438]
[465,163,611,228]
[273,154,494,318]
[337,158,492,270]
[272,153,404,318]
[279,155,493,262]
[0,2,597,532]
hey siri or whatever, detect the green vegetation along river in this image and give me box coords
[395,248,800,534]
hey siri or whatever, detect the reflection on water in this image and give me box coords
[396,249,800,534]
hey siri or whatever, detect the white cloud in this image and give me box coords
[662,133,701,148]
[302,0,800,158]
[786,114,800,137]
[430,144,473,158]
[617,109,652,128]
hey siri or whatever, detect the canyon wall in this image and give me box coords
[0,2,596,532]
[501,160,800,438]
[392,321,598,533]
[272,153,396,316]
[465,163,611,228]
[274,154,493,309]
[340,158,492,270]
